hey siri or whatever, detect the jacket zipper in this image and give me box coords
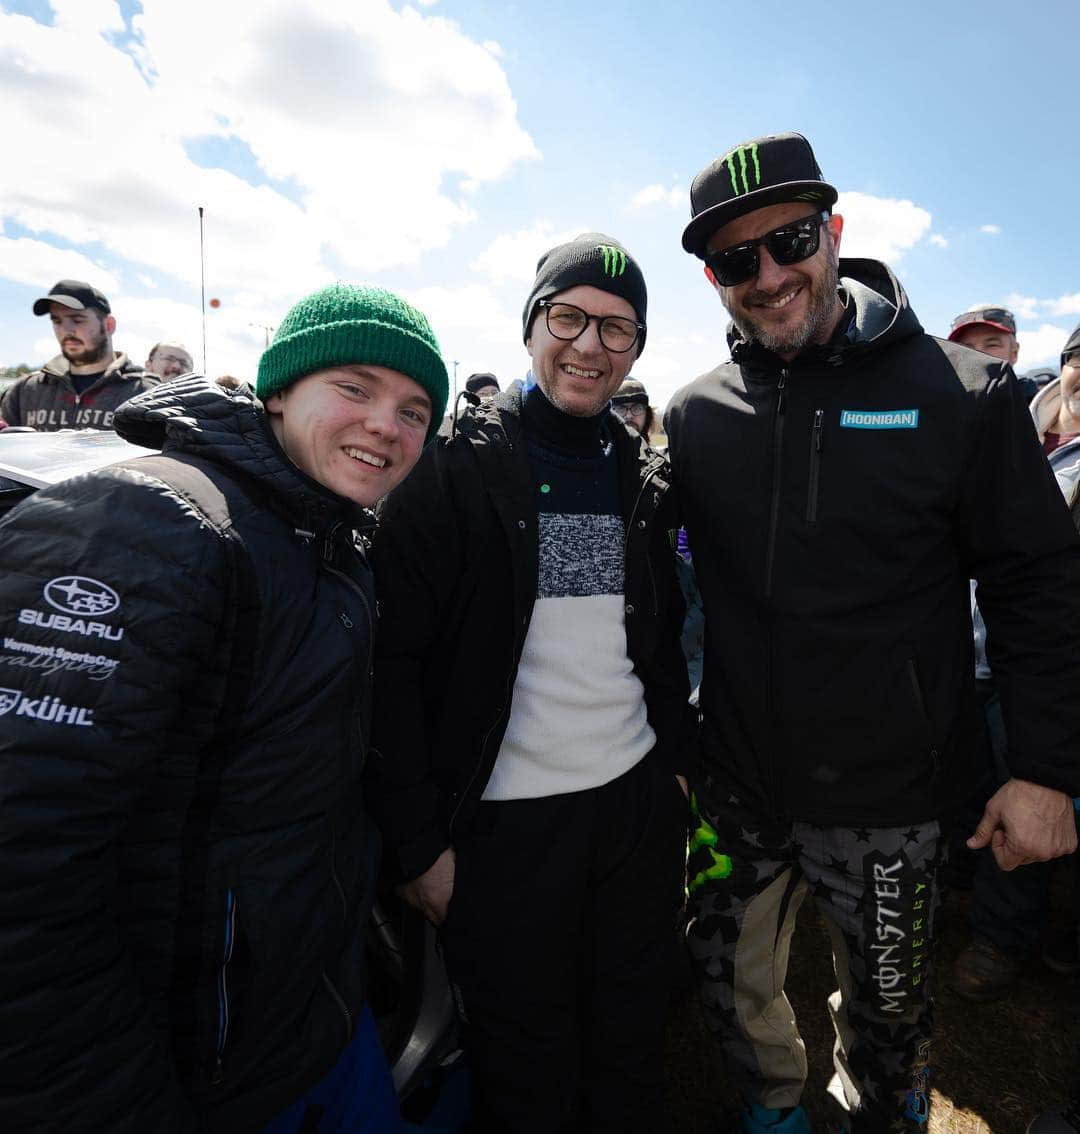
[624,460,664,615]
[321,971,354,1042]
[323,765,354,1044]
[764,370,788,821]
[764,370,787,597]
[806,408,823,523]
[211,888,237,1085]
[906,659,941,772]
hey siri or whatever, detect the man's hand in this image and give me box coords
[397,846,456,926]
[967,777,1078,871]
[676,774,689,799]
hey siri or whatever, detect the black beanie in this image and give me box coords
[465,372,499,394]
[521,232,647,353]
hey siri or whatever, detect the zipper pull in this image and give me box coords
[813,408,823,451]
[777,369,788,415]
[211,1057,224,1086]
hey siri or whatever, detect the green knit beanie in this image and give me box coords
[256,283,449,443]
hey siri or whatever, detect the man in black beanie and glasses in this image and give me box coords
[369,233,695,1133]
[666,131,1080,1133]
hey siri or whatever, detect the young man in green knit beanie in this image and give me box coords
[0,283,446,1133]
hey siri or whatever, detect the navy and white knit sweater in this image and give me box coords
[482,387,654,801]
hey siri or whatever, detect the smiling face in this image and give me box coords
[49,301,115,370]
[265,364,432,506]
[704,201,845,360]
[526,284,640,417]
[1060,356,1080,428]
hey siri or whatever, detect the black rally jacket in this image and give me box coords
[666,259,1080,827]
[0,377,378,1133]
[369,385,696,884]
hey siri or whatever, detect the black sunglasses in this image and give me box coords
[704,211,829,287]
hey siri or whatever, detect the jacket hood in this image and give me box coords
[113,374,370,533]
[1030,378,1063,441]
[728,257,922,370]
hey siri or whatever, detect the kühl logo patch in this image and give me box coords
[840,409,920,430]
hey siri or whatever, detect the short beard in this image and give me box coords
[727,254,842,357]
[61,326,109,368]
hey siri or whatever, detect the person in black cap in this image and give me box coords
[667,132,1080,1133]
[611,377,655,440]
[465,371,500,401]
[369,233,693,1133]
[0,280,157,432]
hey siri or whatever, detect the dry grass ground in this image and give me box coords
[664,881,1078,1133]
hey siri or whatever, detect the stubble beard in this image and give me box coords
[727,254,842,358]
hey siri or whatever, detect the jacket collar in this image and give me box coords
[114,374,370,539]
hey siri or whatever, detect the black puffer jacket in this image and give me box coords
[368,384,695,884]
[0,377,378,1133]
[666,259,1080,826]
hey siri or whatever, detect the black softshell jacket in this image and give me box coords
[0,377,378,1132]
[666,259,1080,826]
[368,386,696,884]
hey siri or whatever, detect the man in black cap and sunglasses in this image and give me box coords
[369,233,694,1133]
[666,132,1080,1133]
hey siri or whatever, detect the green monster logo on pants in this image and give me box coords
[724,143,761,196]
[597,245,627,278]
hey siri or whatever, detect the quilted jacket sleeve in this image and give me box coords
[0,465,233,1132]
[368,441,465,883]
[962,365,1080,796]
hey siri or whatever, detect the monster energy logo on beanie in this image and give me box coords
[598,245,627,278]
[521,231,648,353]
[724,143,761,196]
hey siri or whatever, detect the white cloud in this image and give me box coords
[835,191,932,263]
[1005,292,1080,323]
[979,224,1001,235]
[482,40,503,56]
[470,222,584,284]
[928,234,948,249]
[0,235,121,294]
[1018,323,1070,367]
[0,0,537,305]
[1044,292,1080,318]
[628,184,684,211]
[1005,293,1040,321]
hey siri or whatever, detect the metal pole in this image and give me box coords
[198,206,207,374]
[452,359,459,402]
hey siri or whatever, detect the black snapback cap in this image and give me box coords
[682,132,838,258]
[32,279,111,316]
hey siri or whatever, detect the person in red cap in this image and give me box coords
[0,280,157,431]
[667,131,1080,1134]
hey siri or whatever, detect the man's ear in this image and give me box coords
[703,265,723,296]
[265,391,285,415]
[525,337,534,359]
[104,314,117,337]
[826,213,844,261]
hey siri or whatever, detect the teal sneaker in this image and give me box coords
[742,1101,813,1134]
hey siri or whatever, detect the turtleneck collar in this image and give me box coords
[521,383,611,457]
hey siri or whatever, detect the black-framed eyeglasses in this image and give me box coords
[1064,350,1080,367]
[537,300,644,353]
[703,211,829,287]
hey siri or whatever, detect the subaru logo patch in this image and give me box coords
[840,409,919,430]
[43,576,120,617]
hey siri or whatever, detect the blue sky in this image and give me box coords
[1,0,1077,413]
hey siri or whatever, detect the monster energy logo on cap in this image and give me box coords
[724,143,761,196]
[598,244,627,278]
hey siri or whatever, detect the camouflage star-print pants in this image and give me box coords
[685,789,943,1132]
